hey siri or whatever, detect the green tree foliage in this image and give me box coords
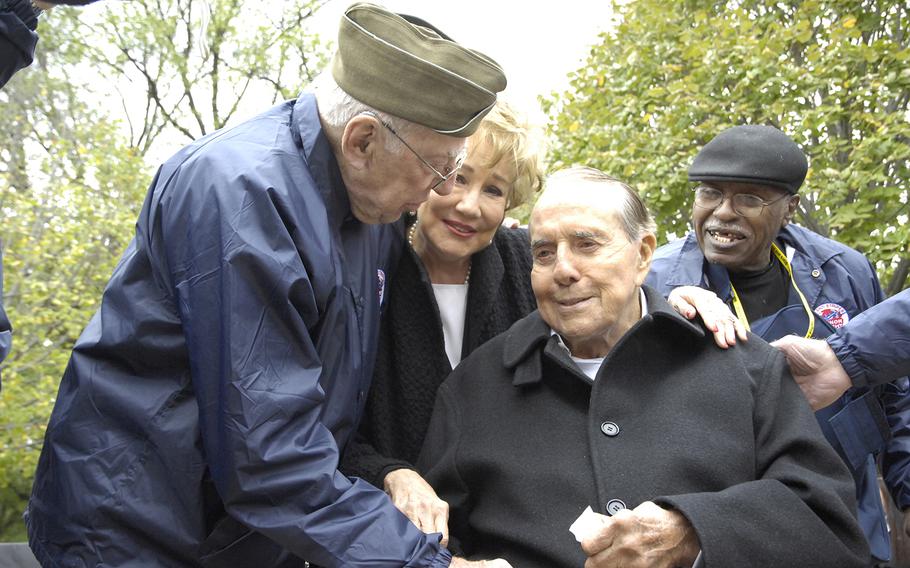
[0,61,149,543]
[0,0,329,539]
[545,0,910,294]
[75,0,331,153]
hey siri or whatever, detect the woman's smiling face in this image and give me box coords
[414,139,515,266]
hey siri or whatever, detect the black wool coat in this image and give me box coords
[417,286,870,568]
[340,227,536,487]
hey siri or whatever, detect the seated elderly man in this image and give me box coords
[417,166,869,567]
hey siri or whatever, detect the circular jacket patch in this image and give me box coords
[815,303,850,329]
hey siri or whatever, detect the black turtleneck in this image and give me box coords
[728,256,790,322]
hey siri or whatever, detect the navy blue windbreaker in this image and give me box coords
[27,93,451,567]
[0,0,102,89]
[0,0,38,89]
[0,246,10,383]
[829,287,910,528]
[831,288,910,388]
[646,224,910,561]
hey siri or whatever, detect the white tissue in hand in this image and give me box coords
[569,506,605,542]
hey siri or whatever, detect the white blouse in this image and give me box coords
[432,283,470,368]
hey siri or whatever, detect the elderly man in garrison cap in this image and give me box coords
[646,124,910,565]
[417,166,869,567]
[26,4,506,566]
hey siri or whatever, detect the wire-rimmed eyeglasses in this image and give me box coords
[693,185,790,218]
[362,111,466,191]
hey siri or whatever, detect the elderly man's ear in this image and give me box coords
[782,194,801,228]
[341,115,380,171]
[637,233,657,274]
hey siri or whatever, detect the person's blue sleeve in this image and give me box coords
[881,377,910,510]
[0,0,105,89]
[0,1,39,89]
[0,246,11,374]
[150,158,451,567]
[828,289,910,388]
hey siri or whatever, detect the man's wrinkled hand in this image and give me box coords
[771,334,851,410]
[580,501,700,568]
[383,468,450,545]
[668,286,747,349]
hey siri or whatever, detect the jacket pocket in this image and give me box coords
[198,514,305,567]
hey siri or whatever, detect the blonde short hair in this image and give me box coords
[470,100,545,210]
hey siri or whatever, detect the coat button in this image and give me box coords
[600,421,620,437]
[605,499,626,516]
[811,268,821,278]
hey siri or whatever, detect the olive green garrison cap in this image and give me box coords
[332,2,507,137]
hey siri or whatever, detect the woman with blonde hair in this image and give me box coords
[341,101,544,543]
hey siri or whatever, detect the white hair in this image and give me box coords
[309,71,417,154]
[543,166,657,241]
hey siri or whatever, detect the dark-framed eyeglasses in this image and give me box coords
[693,185,790,218]
[362,111,466,191]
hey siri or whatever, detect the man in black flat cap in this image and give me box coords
[646,124,910,565]
[27,3,508,566]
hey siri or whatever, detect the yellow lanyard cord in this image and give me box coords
[729,284,751,332]
[728,243,815,338]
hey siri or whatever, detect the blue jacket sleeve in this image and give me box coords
[1,0,104,89]
[881,377,910,509]
[151,159,451,566]
[0,246,10,372]
[828,289,910,388]
[0,1,38,89]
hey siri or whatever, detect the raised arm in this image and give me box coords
[828,288,910,387]
[0,247,10,371]
[773,289,910,408]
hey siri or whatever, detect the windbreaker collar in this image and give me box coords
[291,92,353,228]
[664,234,710,288]
[777,224,842,267]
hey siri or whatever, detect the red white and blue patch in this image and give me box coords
[815,303,850,329]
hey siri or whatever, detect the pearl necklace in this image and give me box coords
[408,220,471,284]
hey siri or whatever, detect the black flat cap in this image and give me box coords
[688,125,808,194]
